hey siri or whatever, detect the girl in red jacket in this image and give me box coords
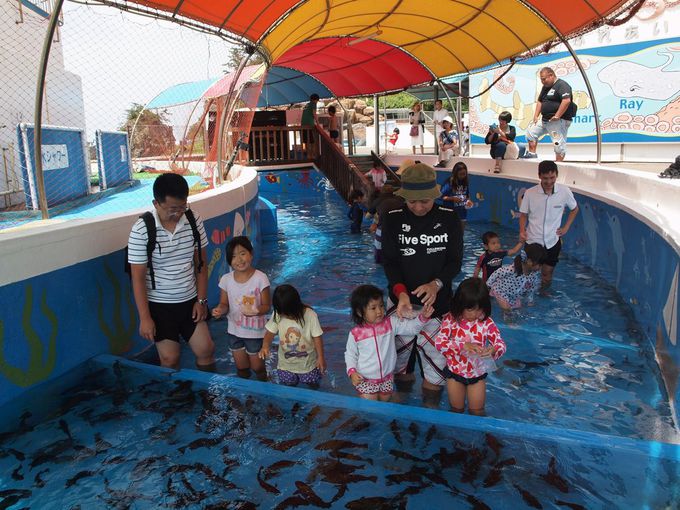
[434,278,506,415]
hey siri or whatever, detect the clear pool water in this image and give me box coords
[172,182,676,443]
[0,358,678,509]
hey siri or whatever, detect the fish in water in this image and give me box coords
[260,434,311,452]
[319,409,344,428]
[315,439,368,451]
[257,466,280,495]
[330,450,372,463]
[262,460,299,480]
[555,500,587,510]
[94,433,113,453]
[266,403,285,421]
[65,470,98,488]
[0,448,25,462]
[34,468,49,488]
[344,496,395,510]
[274,495,311,510]
[390,420,403,445]
[0,489,32,510]
[178,436,223,453]
[482,458,516,488]
[331,416,358,437]
[350,420,370,433]
[514,484,543,509]
[305,405,322,423]
[466,495,492,510]
[485,433,502,458]
[389,449,423,462]
[407,422,419,444]
[59,419,73,440]
[30,439,75,468]
[290,402,301,417]
[113,360,123,379]
[294,481,331,508]
[425,425,437,445]
[541,456,569,493]
[11,466,23,481]
[461,447,486,483]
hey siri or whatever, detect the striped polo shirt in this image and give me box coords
[127,209,208,304]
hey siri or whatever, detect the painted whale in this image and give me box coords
[598,52,680,101]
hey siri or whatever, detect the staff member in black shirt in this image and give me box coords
[381,163,464,406]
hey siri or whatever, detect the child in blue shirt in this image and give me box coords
[347,189,365,233]
[473,231,524,281]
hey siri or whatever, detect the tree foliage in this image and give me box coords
[120,103,175,158]
[223,46,265,73]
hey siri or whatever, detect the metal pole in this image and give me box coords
[217,50,253,183]
[433,85,439,155]
[437,79,462,156]
[33,0,66,219]
[373,94,380,155]
[559,40,602,163]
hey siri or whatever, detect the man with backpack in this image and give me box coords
[525,67,577,162]
[127,173,215,371]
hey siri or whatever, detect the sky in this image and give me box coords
[59,2,233,140]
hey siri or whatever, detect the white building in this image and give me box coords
[0,0,85,208]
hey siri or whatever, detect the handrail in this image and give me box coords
[246,125,316,165]
[314,125,371,203]
[370,150,401,185]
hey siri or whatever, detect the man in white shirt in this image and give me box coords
[432,100,448,152]
[519,160,579,287]
[128,173,215,370]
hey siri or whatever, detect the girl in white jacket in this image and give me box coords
[345,285,433,401]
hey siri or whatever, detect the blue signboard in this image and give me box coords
[16,124,89,209]
[96,130,132,189]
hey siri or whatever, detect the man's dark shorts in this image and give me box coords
[149,298,198,343]
[543,239,562,267]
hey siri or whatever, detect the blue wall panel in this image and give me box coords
[96,130,132,189]
[16,124,89,209]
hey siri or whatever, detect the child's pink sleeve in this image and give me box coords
[486,319,506,359]
[435,314,459,357]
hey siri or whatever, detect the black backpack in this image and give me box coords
[124,209,203,289]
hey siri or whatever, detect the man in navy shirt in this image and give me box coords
[526,67,576,162]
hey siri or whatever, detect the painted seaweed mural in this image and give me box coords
[0,286,57,387]
[97,264,136,355]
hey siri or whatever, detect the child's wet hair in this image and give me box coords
[481,231,499,245]
[350,285,384,325]
[226,236,253,264]
[513,243,546,274]
[450,278,491,320]
[272,284,306,325]
[349,189,364,201]
[451,162,469,187]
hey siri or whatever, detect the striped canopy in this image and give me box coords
[126,0,633,96]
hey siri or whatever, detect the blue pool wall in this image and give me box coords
[0,169,262,407]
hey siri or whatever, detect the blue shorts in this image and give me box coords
[227,334,263,355]
[453,206,467,220]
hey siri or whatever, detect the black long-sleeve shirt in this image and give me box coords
[381,204,464,318]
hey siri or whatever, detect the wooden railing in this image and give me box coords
[371,150,401,186]
[315,126,371,203]
[245,126,317,165]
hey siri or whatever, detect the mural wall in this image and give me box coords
[469,37,680,145]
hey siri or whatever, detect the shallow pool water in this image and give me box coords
[0,359,677,509]
[154,182,680,443]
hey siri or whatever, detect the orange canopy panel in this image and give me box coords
[128,0,632,91]
[275,38,434,97]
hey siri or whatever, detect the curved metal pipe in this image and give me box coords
[33,0,66,218]
[517,1,603,162]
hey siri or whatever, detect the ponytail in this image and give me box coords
[513,254,523,275]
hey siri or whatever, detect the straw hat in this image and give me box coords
[394,163,441,201]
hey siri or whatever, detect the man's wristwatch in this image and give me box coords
[197,298,208,305]
[433,278,443,291]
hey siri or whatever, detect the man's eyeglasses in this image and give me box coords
[158,202,189,214]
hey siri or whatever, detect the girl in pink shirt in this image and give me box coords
[434,278,506,415]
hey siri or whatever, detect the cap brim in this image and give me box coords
[394,184,441,201]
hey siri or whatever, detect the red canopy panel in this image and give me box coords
[274,38,434,97]
[132,0,298,40]
[526,0,629,36]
